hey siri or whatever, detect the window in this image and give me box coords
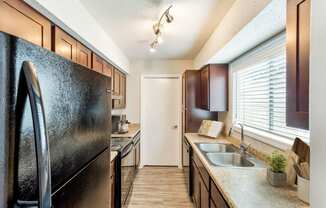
[233,33,309,140]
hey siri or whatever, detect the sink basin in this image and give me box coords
[196,143,236,153]
[206,153,255,167]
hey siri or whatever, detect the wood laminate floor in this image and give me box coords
[128,166,194,208]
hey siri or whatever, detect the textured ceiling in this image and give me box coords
[80,0,235,60]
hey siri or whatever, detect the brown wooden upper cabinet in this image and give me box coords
[92,53,104,74]
[197,64,228,112]
[53,26,77,62]
[0,0,51,50]
[113,69,121,96]
[103,61,113,77]
[120,74,126,108]
[77,42,92,68]
[112,69,126,109]
[286,0,310,130]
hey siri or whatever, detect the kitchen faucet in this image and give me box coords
[228,123,251,156]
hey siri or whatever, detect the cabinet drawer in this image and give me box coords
[210,180,229,208]
[193,152,209,189]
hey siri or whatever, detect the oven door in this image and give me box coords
[121,142,135,206]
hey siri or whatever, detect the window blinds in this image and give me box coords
[233,33,309,140]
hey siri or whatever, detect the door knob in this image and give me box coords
[172,125,178,129]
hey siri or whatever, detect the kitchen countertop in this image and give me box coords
[184,133,309,208]
[111,123,140,138]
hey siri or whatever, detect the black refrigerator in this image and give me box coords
[0,32,111,208]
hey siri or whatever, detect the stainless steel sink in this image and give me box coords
[206,153,255,167]
[195,143,236,153]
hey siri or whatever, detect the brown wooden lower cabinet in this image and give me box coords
[210,200,217,208]
[192,159,200,208]
[210,180,229,208]
[200,175,209,208]
[191,151,230,208]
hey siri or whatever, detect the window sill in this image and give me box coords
[232,125,307,150]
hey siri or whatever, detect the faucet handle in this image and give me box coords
[245,143,251,151]
[240,143,251,151]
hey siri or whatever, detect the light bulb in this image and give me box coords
[157,35,163,44]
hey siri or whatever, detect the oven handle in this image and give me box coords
[121,143,133,158]
[133,134,140,146]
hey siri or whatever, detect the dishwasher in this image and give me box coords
[183,137,192,196]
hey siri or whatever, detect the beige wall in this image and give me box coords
[125,60,193,123]
[310,0,326,206]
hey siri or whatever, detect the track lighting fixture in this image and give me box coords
[149,5,174,52]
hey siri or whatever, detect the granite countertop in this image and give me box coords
[110,151,118,162]
[111,123,140,138]
[184,133,309,208]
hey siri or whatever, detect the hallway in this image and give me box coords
[128,167,193,208]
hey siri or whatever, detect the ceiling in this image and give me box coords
[80,0,235,60]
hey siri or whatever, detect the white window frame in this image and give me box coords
[230,32,310,150]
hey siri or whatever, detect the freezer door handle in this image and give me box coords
[19,61,52,208]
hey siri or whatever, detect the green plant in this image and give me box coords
[268,151,287,173]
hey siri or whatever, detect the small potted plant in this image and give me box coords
[267,151,287,186]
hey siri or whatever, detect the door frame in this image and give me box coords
[140,74,183,168]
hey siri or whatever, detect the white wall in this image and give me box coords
[310,0,326,206]
[125,60,193,123]
[193,0,272,68]
[25,0,130,73]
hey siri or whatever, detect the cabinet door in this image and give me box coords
[210,200,217,208]
[120,74,126,108]
[200,67,209,110]
[92,53,104,73]
[210,180,229,208]
[76,42,91,68]
[286,0,310,130]
[54,26,77,62]
[113,69,121,96]
[103,62,113,77]
[200,175,209,208]
[209,64,229,112]
[0,0,51,50]
[112,69,121,108]
[192,160,200,208]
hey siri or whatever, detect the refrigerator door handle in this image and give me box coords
[20,61,52,208]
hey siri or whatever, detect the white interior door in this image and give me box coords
[141,75,181,166]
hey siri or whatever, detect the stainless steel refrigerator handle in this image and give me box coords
[22,61,52,208]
